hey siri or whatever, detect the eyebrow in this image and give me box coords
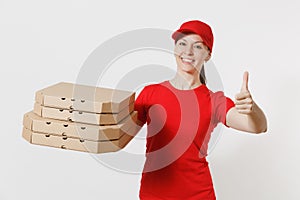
[180,38,204,44]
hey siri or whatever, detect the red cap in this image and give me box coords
[172,20,214,52]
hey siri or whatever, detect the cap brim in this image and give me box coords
[171,29,197,40]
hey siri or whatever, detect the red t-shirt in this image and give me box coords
[134,80,235,200]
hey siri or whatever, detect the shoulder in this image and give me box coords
[205,86,227,98]
[136,81,167,101]
[140,81,169,93]
[209,90,227,98]
[205,87,233,106]
[197,85,226,98]
[206,88,235,115]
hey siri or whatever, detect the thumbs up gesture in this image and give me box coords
[234,71,254,114]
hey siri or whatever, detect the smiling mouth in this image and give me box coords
[181,57,195,64]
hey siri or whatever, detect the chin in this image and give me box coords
[179,66,197,74]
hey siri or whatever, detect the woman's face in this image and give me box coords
[174,34,211,74]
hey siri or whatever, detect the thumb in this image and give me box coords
[241,71,249,92]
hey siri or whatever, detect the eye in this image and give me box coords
[178,41,186,46]
[194,45,202,49]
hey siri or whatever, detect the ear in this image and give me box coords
[205,52,211,62]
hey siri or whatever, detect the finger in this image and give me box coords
[235,104,252,110]
[237,109,252,114]
[241,71,249,92]
[235,98,253,105]
[235,91,251,100]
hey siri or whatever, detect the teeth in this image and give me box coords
[181,58,194,63]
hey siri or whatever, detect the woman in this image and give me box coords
[134,20,267,200]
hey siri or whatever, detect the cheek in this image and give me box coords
[195,52,209,62]
[194,56,206,64]
[174,47,182,57]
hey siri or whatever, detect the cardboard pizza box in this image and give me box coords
[23,111,138,141]
[22,125,138,154]
[35,82,135,113]
[33,102,134,125]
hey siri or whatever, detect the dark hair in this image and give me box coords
[175,34,208,85]
[199,65,207,85]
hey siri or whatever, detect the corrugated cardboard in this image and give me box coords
[22,126,138,153]
[35,82,135,113]
[23,111,138,141]
[33,102,134,125]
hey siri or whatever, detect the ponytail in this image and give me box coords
[199,65,207,85]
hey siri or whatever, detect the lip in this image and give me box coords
[180,57,195,64]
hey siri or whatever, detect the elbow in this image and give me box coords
[260,121,268,133]
[252,118,268,134]
[262,126,268,133]
[253,125,268,134]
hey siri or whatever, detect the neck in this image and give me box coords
[170,71,202,90]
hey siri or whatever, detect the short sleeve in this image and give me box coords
[134,86,149,127]
[212,91,235,127]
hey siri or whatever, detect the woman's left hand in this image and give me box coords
[234,71,255,114]
[226,71,267,133]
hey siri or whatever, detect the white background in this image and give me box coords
[1,0,300,199]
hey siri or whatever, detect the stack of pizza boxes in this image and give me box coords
[22,82,139,153]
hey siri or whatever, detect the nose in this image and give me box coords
[183,44,193,55]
